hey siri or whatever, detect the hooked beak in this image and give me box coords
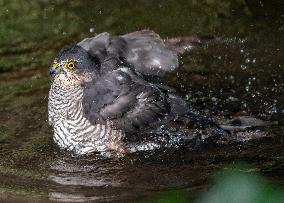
[49,66,61,81]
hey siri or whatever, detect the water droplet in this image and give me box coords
[245,85,250,92]
[211,97,217,102]
[228,96,238,101]
[89,27,95,33]
[269,105,277,113]
[240,64,247,70]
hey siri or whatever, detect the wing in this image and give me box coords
[82,67,185,133]
[77,30,178,76]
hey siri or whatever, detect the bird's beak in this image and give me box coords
[49,66,61,81]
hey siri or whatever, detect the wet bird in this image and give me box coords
[48,30,214,155]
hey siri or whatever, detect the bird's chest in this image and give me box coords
[48,87,111,153]
[48,84,124,154]
[53,116,107,153]
[51,105,108,153]
[48,83,82,123]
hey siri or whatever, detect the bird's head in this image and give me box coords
[50,45,99,86]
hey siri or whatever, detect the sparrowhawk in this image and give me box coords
[48,30,212,155]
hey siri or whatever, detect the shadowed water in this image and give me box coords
[0,0,284,202]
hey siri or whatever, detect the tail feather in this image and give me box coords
[182,111,230,134]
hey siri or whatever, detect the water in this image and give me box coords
[0,0,284,202]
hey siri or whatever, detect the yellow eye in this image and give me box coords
[66,61,77,70]
[53,63,59,68]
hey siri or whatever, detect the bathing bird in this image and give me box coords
[48,30,214,155]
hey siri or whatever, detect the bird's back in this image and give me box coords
[79,30,189,134]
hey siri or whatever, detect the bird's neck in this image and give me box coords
[48,82,84,125]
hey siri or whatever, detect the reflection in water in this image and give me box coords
[48,121,271,202]
[49,154,122,202]
[47,127,202,201]
[49,193,105,202]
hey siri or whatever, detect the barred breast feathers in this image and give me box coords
[48,81,124,154]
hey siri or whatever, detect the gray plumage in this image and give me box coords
[48,30,196,155]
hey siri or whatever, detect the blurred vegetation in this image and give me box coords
[0,0,81,44]
[198,164,284,203]
[145,164,284,203]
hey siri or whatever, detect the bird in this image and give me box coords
[48,30,215,155]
